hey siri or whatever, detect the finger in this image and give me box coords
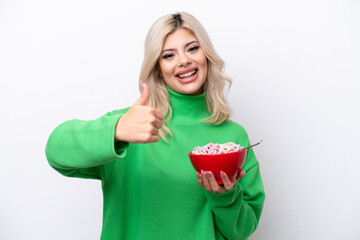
[153,109,165,121]
[148,135,159,143]
[196,172,205,188]
[237,169,246,180]
[141,134,159,143]
[220,171,234,191]
[152,119,163,129]
[134,82,150,106]
[206,171,221,192]
[151,127,159,136]
[201,170,212,191]
[233,169,246,183]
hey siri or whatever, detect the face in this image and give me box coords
[158,28,208,96]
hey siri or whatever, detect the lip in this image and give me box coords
[175,67,198,76]
[175,69,199,84]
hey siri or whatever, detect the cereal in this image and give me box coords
[191,142,244,155]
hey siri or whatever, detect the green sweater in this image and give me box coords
[45,87,265,240]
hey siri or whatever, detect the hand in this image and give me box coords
[196,170,246,194]
[115,82,165,143]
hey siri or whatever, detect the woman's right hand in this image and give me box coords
[115,83,165,144]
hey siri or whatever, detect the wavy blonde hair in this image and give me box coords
[139,12,232,142]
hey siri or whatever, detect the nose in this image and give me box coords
[177,53,192,67]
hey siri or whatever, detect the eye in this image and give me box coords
[188,46,199,53]
[162,53,174,59]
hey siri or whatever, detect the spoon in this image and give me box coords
[242,140,263,150]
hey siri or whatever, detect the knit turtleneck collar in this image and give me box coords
[167,86,211,122]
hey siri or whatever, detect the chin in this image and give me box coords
[166,77,205,95]
[179,84,204,95]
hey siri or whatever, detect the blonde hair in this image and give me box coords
[139,12,232,142]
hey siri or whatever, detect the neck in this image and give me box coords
[167,86,210,122]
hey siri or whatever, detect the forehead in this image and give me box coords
[162,28,198,49]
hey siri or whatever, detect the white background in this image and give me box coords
[1,0,359,239]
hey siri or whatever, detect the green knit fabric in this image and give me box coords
[45,87,265,240]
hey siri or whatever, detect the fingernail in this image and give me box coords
[206,171,212,178]
[220,171,226,179]
[196,172,201,179]
[201,170,206,178]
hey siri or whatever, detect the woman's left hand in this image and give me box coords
[196,170,246,194]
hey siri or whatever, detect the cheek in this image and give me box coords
[201,60,208,82]
[199,57,208,75]
[159,62,173,77]
[196,53,208,68]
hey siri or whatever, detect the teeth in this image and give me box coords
[178,70,196,78]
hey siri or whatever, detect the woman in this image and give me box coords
[46,12,265,240]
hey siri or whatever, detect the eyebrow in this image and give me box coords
[161,40,199,54]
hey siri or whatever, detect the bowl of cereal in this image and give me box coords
[188,142,247,184]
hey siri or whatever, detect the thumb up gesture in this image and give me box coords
[115,82,165,143]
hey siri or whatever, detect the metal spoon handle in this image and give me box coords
[243,140,263,150]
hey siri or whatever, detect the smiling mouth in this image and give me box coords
[176,69,198,79]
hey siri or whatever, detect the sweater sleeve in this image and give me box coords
[45,108,130,182]
[204,147,265,240]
